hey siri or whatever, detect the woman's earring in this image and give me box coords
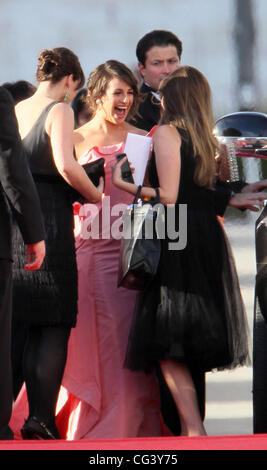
[96,98,101,105]
[64,90,70,103]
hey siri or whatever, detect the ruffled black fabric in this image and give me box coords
[12,180,77,327]
[125,131,250,373]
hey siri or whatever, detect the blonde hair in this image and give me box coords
[159,66,218,188]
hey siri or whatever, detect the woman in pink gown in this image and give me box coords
[55,60,162,439]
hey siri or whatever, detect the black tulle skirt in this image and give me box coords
[12,180,78,327]
[125,207,250,373]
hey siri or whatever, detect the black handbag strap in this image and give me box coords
[133,185,143,204]
[133,186,160,205]
[154,187,160,203]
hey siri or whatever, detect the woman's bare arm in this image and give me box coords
[112,125,181,205]
[46,103,102,202]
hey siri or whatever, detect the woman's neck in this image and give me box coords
[34,82,63,101]
[74,112,130,155]
[89,112,127,135]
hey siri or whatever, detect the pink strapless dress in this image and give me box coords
[55,142,162,439]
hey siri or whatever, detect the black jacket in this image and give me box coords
[131,82,161,132]
[0,86,45,259]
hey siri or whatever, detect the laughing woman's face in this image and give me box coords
[99,77,134,124]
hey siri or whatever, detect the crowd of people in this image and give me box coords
[1,29,267,441]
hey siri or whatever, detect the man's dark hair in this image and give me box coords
[71,88,87,117]
[136,30,183,65]
[2,80,36,104]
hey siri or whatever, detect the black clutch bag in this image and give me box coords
[69,158,105,202]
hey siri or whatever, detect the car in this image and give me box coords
[215,111,267,434]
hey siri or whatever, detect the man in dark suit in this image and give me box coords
[132,30,182,132]
[0,86,45,439]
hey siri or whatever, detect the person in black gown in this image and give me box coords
[129,29,267,435]
[12,47,103,440]
[112,66,267,435]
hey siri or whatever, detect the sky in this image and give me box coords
[0,0,266,117]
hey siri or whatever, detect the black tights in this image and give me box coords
[23,325,71,426]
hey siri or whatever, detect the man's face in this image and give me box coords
[138,45,180,90]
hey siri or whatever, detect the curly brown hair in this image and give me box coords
[36,47,85,88]
[85,60,140,120]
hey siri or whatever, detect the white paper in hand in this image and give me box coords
[124,133,152,185]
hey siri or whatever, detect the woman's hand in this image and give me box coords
[111,156,124,188]
[241,179,267,194]
[97,176,105,194]
[229,191,267,212]
[25,240,46,271]
[111,157,140,197]
[112,156,130,188]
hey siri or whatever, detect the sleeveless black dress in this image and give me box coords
[12,102,78,327]
[125,130,250,373]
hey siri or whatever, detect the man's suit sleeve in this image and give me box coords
[214,181,232,216]
[214,179,249,216]
[0,87,45,244]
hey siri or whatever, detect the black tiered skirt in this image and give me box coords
[125,205,250,373]
[12,179,78,327]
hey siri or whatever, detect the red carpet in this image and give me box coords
[0,434,267,450]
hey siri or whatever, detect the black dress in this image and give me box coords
[12,102,78,327]
[125,130,250,373]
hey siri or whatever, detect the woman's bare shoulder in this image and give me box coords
[74,121,93,142]
[154,124,181,143]
[125,122,147,136]
[44,102,74,128]
[73,122,100,156]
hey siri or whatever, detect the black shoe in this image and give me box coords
[0,425,14,440]
[21,416,60,440]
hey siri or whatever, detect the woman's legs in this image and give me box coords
[159,359,207,436]
[23,325,71,429]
